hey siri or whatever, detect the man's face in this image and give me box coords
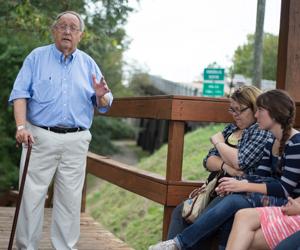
[52,13,83,55]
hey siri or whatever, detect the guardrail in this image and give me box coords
[83,95,300,239]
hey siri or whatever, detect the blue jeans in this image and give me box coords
[176,194,253,250]
[167,203,190,239]
[168,196,227,249]
[168,196,226,239]
[274,231,300,250]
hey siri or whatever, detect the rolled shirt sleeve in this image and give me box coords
[9,56,33,103]
[96,92,113,113]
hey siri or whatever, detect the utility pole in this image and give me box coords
[252,0,266,89]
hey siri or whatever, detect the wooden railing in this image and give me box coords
[82,95,300,239]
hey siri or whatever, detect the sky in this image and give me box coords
[124,0,282,83]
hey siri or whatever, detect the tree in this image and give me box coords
[0,0,51,194]
[206,61,222,69]
[252,0,266,88]
[0,0,135,194]
[231,33,278,81]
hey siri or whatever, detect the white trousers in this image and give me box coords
[16,124,91,250]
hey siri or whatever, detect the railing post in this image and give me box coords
[163,120,185,239]
[277,0,300,102]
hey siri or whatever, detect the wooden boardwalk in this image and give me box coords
[0,207,134,250]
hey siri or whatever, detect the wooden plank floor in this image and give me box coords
[0,207,134,250]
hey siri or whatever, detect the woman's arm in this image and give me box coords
[210,130,240,169]
[203,124,235,170]
[205,155,223,171]
[211,125,272,171]
[216,177,267,195]
[214,142,239,169]
[206,155,243,176]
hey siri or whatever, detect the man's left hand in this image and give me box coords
[92,75,110,97]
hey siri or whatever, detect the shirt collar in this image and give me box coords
[231,122,257,133]
[245,122,258,132]
[52,44,78,63]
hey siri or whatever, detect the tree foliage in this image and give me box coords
[232,33,278,81]
[0,0,134,193]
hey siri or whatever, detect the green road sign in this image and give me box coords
[204,68,225,81]
[203,68,225,97]
[203,82,224,97]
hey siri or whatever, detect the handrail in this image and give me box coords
[100,95,233,121]
[84,95,300,239]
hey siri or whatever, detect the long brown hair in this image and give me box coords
[256,89,295,171]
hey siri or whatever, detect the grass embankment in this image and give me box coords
[86,123,225,250]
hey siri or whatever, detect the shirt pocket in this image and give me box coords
[32,79,57,104]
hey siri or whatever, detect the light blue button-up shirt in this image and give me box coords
[9,44,113,129]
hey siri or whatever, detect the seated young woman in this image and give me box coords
[149,89,300,250]
[167,86,272,240]
[226,197,300,250]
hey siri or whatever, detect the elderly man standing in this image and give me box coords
[9,11,113,250]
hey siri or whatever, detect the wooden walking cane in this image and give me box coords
[8,143,32,250]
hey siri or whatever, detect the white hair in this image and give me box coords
[52,11,85,32]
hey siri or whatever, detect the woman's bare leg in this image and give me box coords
[248,228,270,250]
[226,208,261,250]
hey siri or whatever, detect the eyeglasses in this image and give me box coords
[55,24,81,33]
[228,106,249,115]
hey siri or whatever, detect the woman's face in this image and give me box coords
[229,100,256,129]
[255,107,274,130]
